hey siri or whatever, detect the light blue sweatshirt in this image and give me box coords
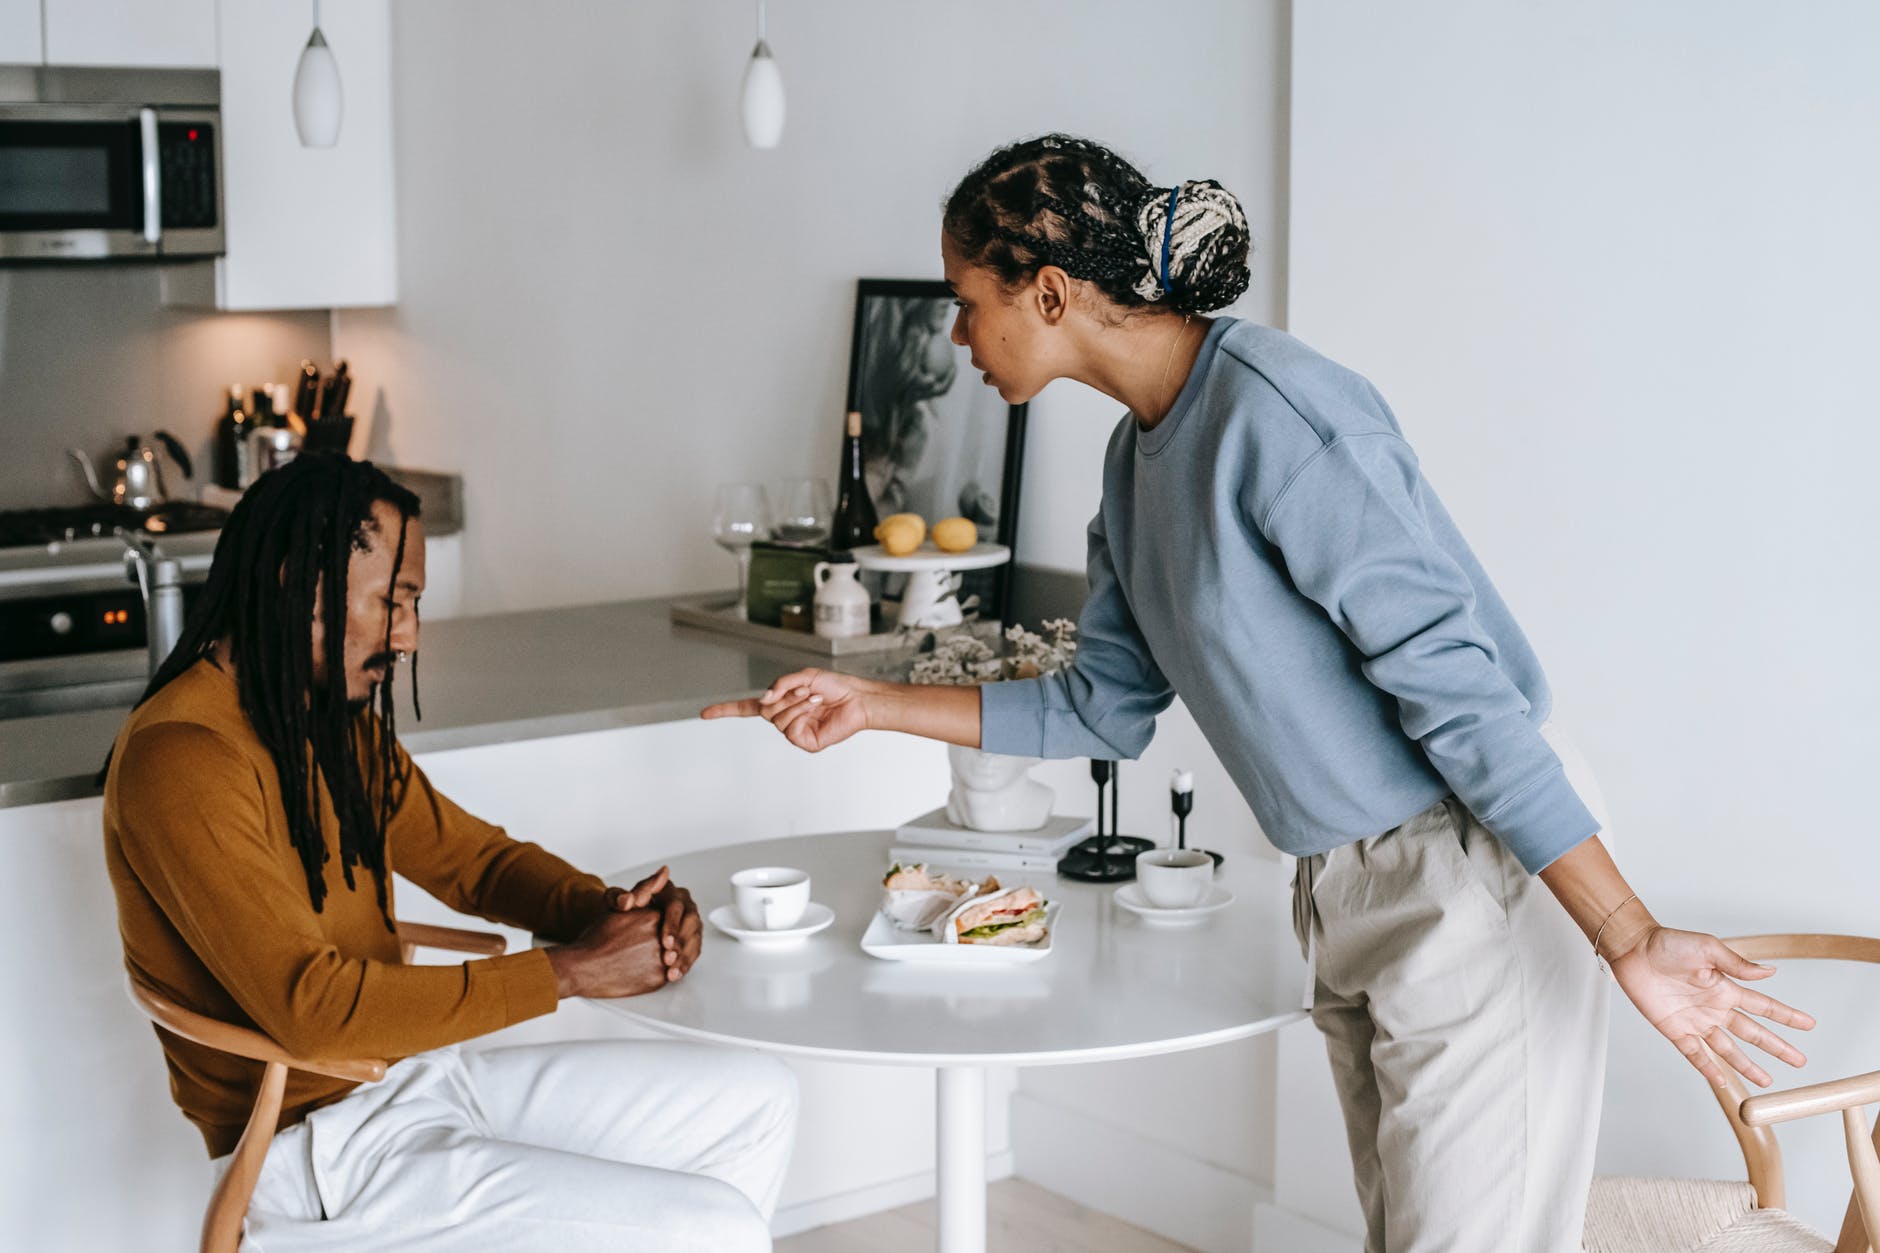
[980,318,1597,874]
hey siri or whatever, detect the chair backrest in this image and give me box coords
[126,977,387,1253]
[1710,934,1880,1253]
[125,923,503,1252]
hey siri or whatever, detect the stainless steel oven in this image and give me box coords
[0,65,223,262]
[0,505,223,718]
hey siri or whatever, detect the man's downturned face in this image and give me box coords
[310,501,426,704]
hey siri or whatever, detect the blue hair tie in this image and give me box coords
[1159,184,1181,296]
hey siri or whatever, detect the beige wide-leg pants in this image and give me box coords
[1292,723,1612,1253]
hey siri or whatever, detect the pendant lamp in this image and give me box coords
[740,0,785,149]
[294,0,344,148]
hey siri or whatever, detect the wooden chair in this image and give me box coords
[126,922,507,1253]
[1584,934,1880,1253]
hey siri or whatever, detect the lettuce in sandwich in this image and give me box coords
[941,885,1050,947]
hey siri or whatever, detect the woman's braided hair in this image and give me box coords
[943,134,1250,317]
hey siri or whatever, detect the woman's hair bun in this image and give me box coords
[1131,179,1251,315]
[943,135,1252,315]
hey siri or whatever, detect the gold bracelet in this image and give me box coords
[1592,892,1641,973]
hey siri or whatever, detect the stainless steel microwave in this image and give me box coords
[0,65,223,262]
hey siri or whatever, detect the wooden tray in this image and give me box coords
[668,593,1001,657]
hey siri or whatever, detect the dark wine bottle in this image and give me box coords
[214,385,248,489]
[830,410,879,552]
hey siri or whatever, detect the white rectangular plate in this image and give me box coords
[860,901,1060,964]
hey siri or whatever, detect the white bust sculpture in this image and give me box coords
[945,743,1054,832]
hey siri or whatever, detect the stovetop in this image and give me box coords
[0,502,229,549]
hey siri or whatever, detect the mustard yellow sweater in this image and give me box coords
[103,660,607,1156]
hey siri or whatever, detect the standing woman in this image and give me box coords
[706,135,1812,1252]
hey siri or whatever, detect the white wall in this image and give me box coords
[1290,1,1880,1240]
[335,0,1287,608]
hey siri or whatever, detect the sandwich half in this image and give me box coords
[943,885,1049,947]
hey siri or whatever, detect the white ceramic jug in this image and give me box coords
[813,559,871,639]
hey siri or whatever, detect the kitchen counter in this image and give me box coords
[0,597,923,809]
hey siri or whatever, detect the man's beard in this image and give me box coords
[335,651,397,711]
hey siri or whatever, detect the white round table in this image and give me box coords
[590,830,1307,1253]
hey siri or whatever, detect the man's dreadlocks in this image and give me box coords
[111,454,423,926]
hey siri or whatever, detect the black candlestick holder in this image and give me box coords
[1171,771,1225,870]
[1057,759,1154,882]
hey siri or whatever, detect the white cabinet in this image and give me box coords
[161,0,397,311]
[215,0,396,309]
[0,0,41,62]
[43,0,217,68]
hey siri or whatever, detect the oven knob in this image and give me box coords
[48,611,74,636]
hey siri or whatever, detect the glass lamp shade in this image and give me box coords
[293,28,344,148]
[740,41,785,149]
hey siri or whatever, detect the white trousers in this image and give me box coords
[1292,722,1614,1253]
[233,1040,798,1252]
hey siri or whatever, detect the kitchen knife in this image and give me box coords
[293,361,320,424]
[319,360,350,421]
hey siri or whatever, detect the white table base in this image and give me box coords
[936,1065,987,1253]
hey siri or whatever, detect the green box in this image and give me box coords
[746,541,834,627]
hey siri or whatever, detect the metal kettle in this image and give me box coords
[68,432,193,511]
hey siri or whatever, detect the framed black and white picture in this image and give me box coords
[844,278,1028,621]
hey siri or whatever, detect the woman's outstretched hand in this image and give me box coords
[701,668,872,753]
[1610,927,1816,1089]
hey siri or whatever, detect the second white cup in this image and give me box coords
[732,866,812,930]
[1136,848,1214,908]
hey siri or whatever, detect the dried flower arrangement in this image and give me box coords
[907,619,1078,687]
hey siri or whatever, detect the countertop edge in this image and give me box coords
[1,569,1090,813]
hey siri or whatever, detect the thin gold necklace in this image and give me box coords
[1153,314,1193,420]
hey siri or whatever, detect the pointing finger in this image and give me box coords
[701,699,764,720]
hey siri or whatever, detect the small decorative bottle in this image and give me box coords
[812,555,871,639]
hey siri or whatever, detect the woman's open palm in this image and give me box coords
[1610,927,1815,1089]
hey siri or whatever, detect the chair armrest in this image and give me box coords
[126,979,387,1084]
[394,921,507,957]
[1740,1067,1880,1127]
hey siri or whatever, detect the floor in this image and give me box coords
[775,1179,1199,1253]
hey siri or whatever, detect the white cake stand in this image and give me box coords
[850,541,1011,628]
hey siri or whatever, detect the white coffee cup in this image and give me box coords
[1136,848,1214,908]
[732,866,811,930]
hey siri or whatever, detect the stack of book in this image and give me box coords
[889,807,1095,876]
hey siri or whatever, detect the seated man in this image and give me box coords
[102,454,795,1252]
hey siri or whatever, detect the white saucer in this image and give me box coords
[1113,882,1235,926]
[708,903,835,950]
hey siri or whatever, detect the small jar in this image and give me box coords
[778,601,810,633]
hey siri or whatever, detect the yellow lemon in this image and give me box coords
[874,513,927,556]
[932,517,978,553]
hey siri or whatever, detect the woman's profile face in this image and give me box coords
[941,231,1054,405]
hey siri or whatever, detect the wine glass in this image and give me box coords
[711,483,773,617]
[772,477,833,544]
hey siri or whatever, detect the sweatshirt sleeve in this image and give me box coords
[981,507,1175,761]
[1259,432,1598,872]
[114,722,561,1061]
[382,742,610,944]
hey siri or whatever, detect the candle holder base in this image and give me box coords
[1056,834,1155,882]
